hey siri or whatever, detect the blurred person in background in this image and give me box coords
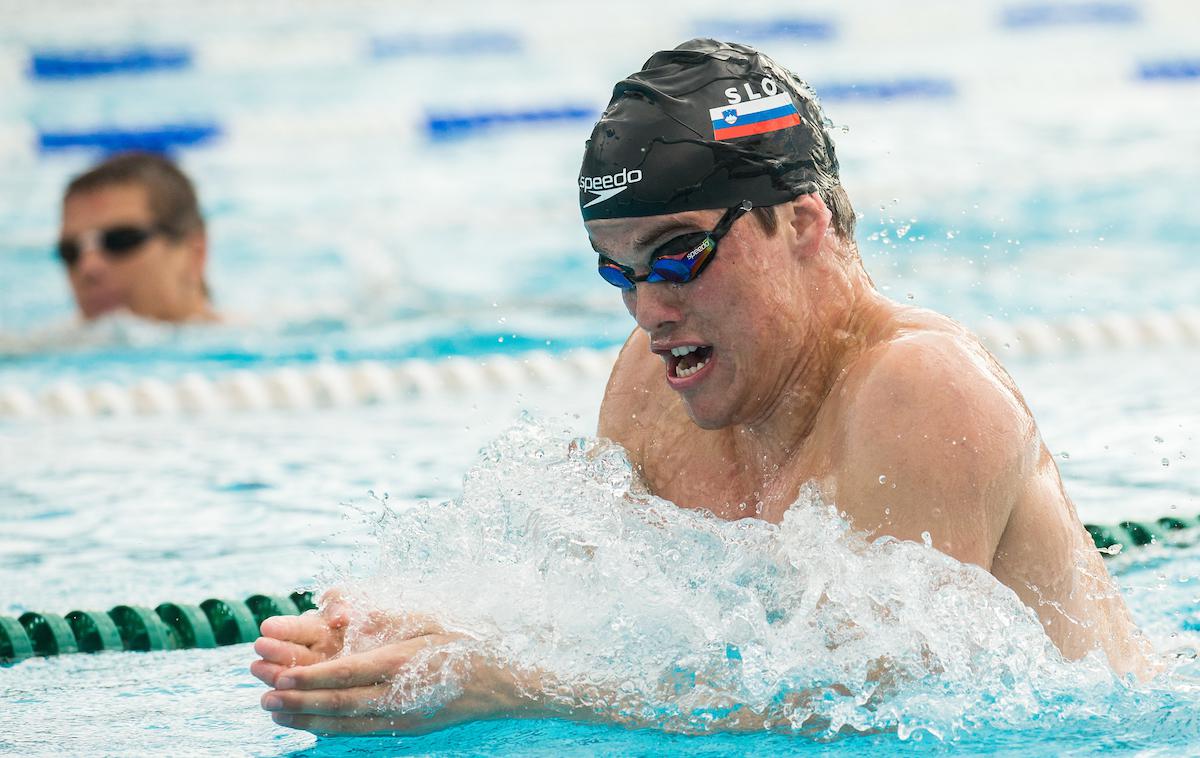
[57,151,218,323]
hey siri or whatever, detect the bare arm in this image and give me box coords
[832,331,1151,675]
[253,600,776,736]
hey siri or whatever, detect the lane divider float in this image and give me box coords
[2,514,1196,664]
[26,31,523,82]
[427,104,597,140]
[815,77,955,101]
[1138,58,1200,81]
[691,17,836,41]
[1085,515,1200,555]
[1,592,315,665]
[1001,2,1141,29]
[0,348,620,419]
[4,308,1200,421]
[15,67,1196,158]
[30,47,192,80]
[38,122,222,155]
[368,31,521,59]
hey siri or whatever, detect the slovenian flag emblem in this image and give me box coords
[709,93,801,140]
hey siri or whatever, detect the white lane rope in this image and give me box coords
[3,308,1199,420]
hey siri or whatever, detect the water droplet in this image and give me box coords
[1060,451,1070,460]
[878,475,887,484]
[906,293,914,300]
[1161,458,1170,467]
[1154,436,1164,443]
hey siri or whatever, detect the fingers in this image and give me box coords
[253,635,328,667]
[262,683,390,717]
[259,611,337,646]
[250,659,286,686]
[275,637,441,690]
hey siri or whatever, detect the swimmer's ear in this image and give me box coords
[783,193,831,260]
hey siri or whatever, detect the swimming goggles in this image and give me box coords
[597,200,753,289]
[57,225,163,267]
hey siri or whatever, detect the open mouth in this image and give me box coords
[668,344,714,379]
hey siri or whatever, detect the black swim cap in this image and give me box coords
[579,38,839,222]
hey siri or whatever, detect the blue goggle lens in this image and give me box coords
[594,203,745,290]
[598,263,635,289]
[650,258,694,282]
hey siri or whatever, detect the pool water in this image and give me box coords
[2,0,1199,755]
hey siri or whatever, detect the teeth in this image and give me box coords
[676,357,708,378]
[670,345,700,357]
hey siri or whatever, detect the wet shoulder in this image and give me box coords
[835,307,1040,480]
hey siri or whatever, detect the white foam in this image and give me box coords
[324,418,1160,736]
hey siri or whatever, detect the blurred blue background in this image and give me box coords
[1,0,1196,388]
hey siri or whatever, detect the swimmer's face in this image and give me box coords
[60,183,207,322]
[587,197,832,429]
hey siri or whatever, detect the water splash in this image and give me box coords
[327,416,1193,740]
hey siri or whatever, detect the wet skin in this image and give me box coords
[60,183,214,322]
[253,194,1151,735]
[592,195,1148,673]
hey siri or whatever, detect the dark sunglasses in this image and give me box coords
[597,200,753,290]
[57,225,162,267]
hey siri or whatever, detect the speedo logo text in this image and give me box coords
[580,168,643,208]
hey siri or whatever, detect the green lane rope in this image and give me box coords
[1084,515,1200,554]
[3,516,1198,666]
[18,612,78,656]
[2,591,315,665]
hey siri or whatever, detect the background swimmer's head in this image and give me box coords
[61,152,213,322]
[65,152,206,248]
[579,38,856,242]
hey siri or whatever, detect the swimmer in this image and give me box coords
[58,152,218,323]
[252,39,1152,734]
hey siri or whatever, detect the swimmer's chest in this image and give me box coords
[634,416,834,523]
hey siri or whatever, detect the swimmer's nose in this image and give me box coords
[629,280,683,333]
[73,242,111,281]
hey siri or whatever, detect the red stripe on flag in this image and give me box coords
[713,112,801,140]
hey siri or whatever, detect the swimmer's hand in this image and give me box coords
[250,594,530,736]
